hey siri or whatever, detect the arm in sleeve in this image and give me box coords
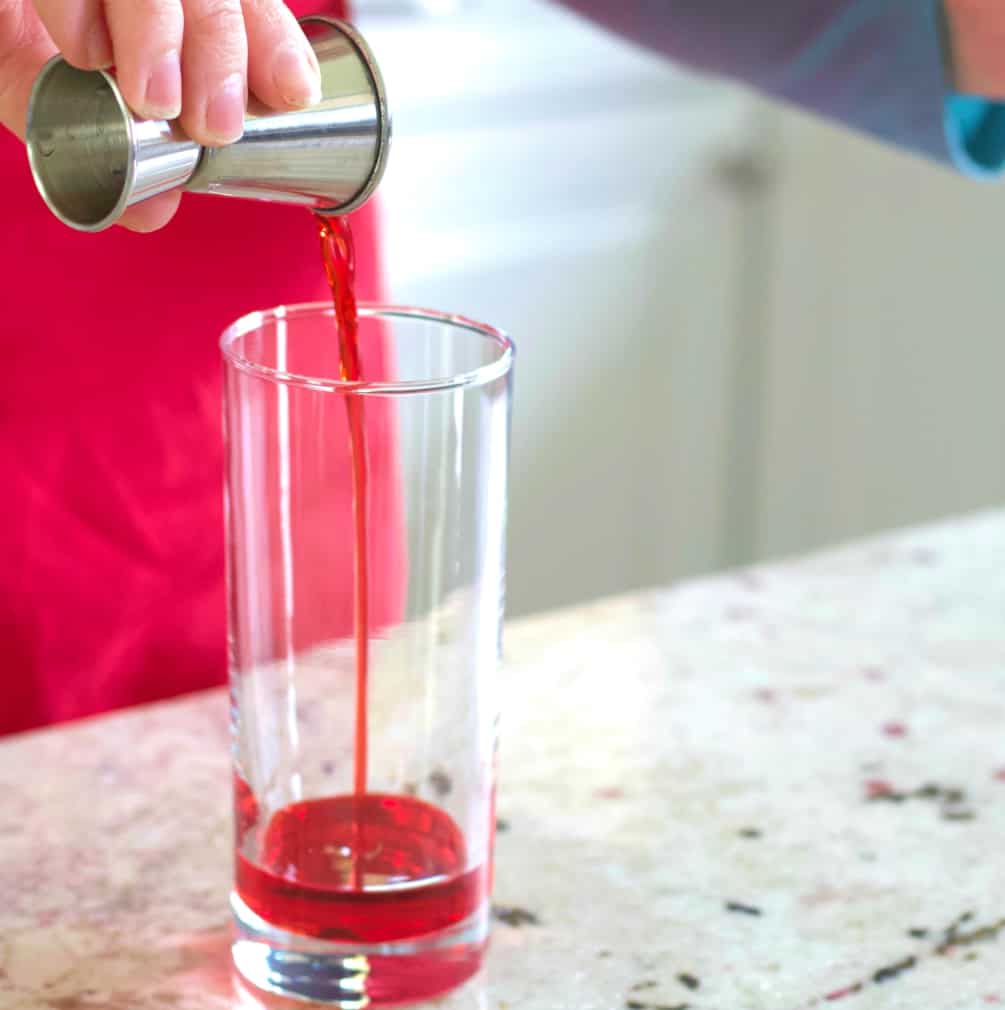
[559,0,1005,176]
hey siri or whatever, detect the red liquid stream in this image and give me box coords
[317,214,370,812]
[234,215,487,953]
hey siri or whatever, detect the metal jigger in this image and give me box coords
[25,17,390,232]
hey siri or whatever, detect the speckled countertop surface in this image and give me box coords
[3,511,1005,1010]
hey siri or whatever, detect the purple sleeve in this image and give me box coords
[558,0,970,167]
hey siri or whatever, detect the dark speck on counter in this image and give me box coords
[810,911,1005,1004]
[864,781,975,820]
[493,905,540,927]
[726,901,763,917]
[942,809,977,822]
[936,912,1005,954]
[428,768,452,796]
[872,956,917,984]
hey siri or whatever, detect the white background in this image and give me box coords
[357,0,1005,617]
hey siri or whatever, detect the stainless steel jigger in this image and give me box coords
[25,17,390,232]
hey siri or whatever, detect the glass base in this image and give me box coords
[231,892,489,1008]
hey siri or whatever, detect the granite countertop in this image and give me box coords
[2,511,1005,1010]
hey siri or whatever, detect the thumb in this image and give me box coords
[0,2,56,140]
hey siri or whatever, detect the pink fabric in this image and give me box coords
[0,0,391,736]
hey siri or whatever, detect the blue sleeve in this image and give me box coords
[560,0,1005,177]
[945,96,1005,177]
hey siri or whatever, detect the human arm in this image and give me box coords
[559,0,1005,176]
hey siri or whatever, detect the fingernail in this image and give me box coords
[272,43,323,108]
[86,21,113,69]
[143,50,181,120]
[204,73,246,144]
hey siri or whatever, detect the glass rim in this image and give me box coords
[220,302,515,396]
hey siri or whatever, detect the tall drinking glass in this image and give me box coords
[222,303,513,1008]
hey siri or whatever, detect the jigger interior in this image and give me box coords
[27,62,135,231]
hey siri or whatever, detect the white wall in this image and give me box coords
[359,1,761,617]
[358,1,1005,617]
[752,106,1005,562]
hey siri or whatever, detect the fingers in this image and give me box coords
[117,191,182,232]
[106,0,250,146]
[25,0,319,145]
[103,0,185,121]
[178,0,249,146]
[0,0,56,138]
[241,0,321,111]
[30,0,111,70]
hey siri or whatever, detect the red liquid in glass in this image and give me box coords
[236,793,487,942]
[234,215,487,957]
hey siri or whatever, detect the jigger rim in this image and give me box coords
[26,59,137,233]
[304,15,392,217]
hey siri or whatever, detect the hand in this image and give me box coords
[0,0,322,232]
[943,0,1005,98]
